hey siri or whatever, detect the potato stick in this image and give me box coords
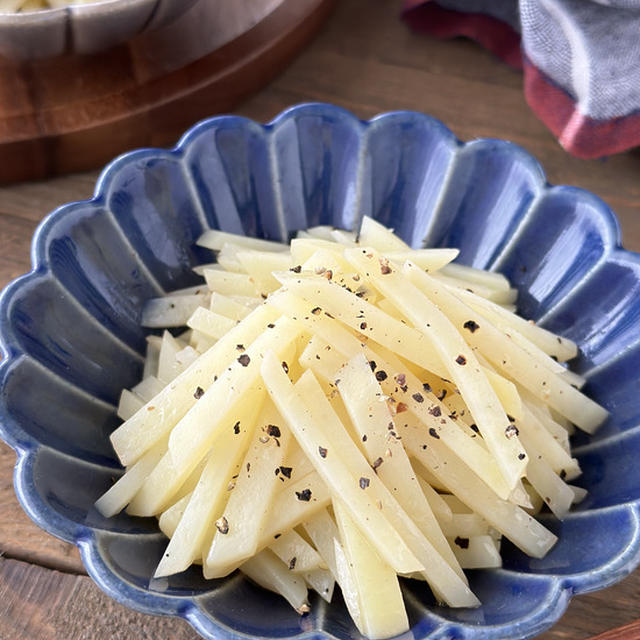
[343,251,527,490]
[517,406,580,479]
[570,485,588,504]
[333,499,410,640]
[303,568,335,602]
[193,334,216,354]
[273,275,519,416]
[450,535,502,569]
[236,250,292,295]
[143,336,162,379]
[110,304,278,466]
[127,450,208,517]
[415,464,449,493]
[289,369,479,606]
[142,294,210,328]
[441,494,473,513]
[440,514,490,538]
[265,471,331,541]
[197,229,287,252]
[215,254,244,274]
[168,316,300,470]
[333,538,363,632]
[559,368,586,390]
[337,352,466,581]
[269,530,325,573]
[209,293,252,321]
[207,406,292,573]
[261,358,423,575]
[385,248,459,272]
[158,492,191,538]
[404,263,603,431]
[358,216,409,251]
[117,390,144,421]
[203,269,260,297]
[154,420,253,578]
[432,272,518,305]
[302,510,341,579]
[416,476,453,523]
[450,286,578,362]
[272,291,515,500]
[186,307,237,339]
[523,450,574,519]
[282,441,315,481]
[440,262,511,291]
[521,392,572,451]
[240,550,309,614]
[227,295,263,309]
[403,422,557,558]
[157,331,185,384]
[94,437,168,518]
[521,481,544,515]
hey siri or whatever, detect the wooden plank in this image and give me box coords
[0,558,199,640]
[0,443,83,575]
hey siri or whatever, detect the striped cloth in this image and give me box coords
[402,0,640,158]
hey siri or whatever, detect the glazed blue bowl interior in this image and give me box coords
[1,103,640,640]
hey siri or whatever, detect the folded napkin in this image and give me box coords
[402,0,640,158]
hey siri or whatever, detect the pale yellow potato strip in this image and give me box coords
[417,476,453,523]
[240,550,309,613]
[209,293,252,321]
[186,307,237,339]
[110,304,278,466]
[269,530,324,573]
[158,492,191,539]
[117,389,144,421]
[386,248,459,272]
[203,269,260,297]
[94,437,167,518]
[303,568,335,602]
[358,216,409,251]
[450,536,502,569]
[236,250,292,295]
[523,450,574,519]
[333,499,410,640]
[260,357,423,575]
[440,262,511,291]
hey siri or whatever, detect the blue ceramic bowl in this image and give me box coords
[1,104,639,640]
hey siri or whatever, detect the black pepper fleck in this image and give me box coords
[215,516,229,535]
[412,392,424,403]
[429,428,440,439]
[238,354,251,367]
[454,536,469,549]
[279,466,292,479]
[296,489,312,501]
[372,457,384,472]
[290,265,302,273]
[375,370,388,382]
[463,320,480,333]
[288,557,297,571]
[267,424,281,438]
[233,421,240,434]
[359,477,370,489]
[318,446,328,458]
[193,386,204,399]
[456,355,467,365]
[429,406,442,417]
[505,424,519,439]
[281,361,289,374]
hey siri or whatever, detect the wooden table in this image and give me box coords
[1,1,639,638]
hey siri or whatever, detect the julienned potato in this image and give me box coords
[96,217,606,640]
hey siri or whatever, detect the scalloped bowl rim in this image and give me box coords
[0,102,639,640]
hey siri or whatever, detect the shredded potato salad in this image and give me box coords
[96,217,607,639]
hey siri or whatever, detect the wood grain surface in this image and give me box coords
[1,1,640,639]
